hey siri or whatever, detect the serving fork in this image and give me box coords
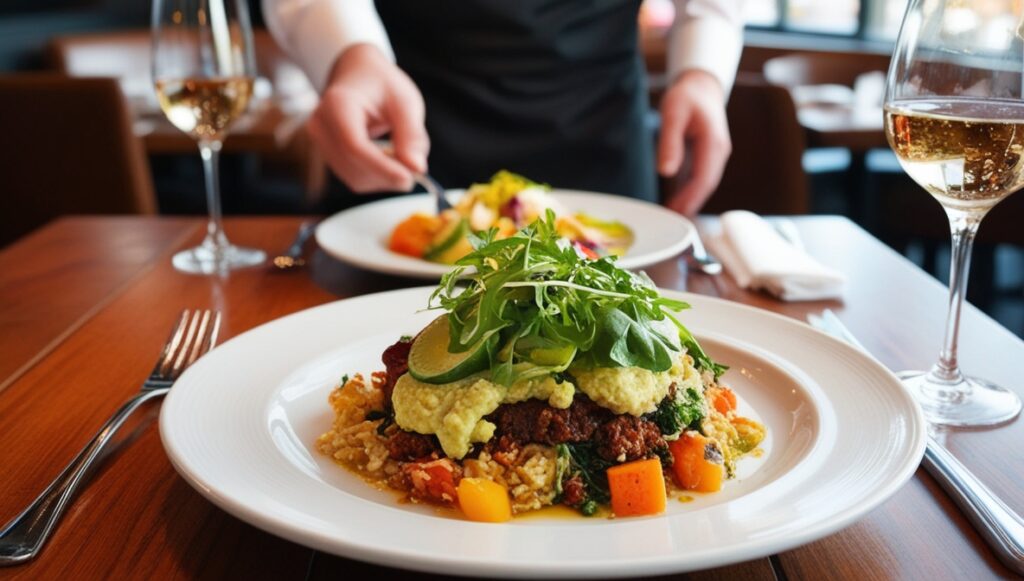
[0,309,221,566]
[807,309,1024,575]
[374,139,452,213]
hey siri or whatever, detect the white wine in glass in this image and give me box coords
[884,0,1024,427]
[152,0,265,274]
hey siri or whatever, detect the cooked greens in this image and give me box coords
[554,442,613,514]
[430,211,725,386]
[648,386,705,439]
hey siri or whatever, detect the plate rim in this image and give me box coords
[159,287,927,578]
[313,190,696,279]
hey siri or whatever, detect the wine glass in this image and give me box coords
[152,0,265,274]
[884,0,1023,427]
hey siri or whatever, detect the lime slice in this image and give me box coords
[408,315,493,384]
[424,218,469,262]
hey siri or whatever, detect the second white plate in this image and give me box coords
[315,190,696,279]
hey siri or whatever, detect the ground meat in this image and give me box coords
[381,338,411,403]
[386,430,442,461]
[487,395,614,446]
[594,416,666,462]
[486,435,522,467]
[561,474,587,507]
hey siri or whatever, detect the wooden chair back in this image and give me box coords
[0,75,156,247]
[697,75,809,215]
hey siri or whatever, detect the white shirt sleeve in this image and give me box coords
[262,0,394,92]
[667,0,744,94]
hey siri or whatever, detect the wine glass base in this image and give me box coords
[172,243,265,274]
[898,370,1022,428]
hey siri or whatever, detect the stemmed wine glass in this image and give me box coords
[152,0,265,274]
[884,0,1023,426]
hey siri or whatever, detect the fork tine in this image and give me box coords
[207,311,222,351]
[154,310,191,377]
[169,311,202,378]
[183,310,212,369]
[171,310,222,380]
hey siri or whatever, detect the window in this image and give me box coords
[786,0,860,34]
[643,0,914,41]
[744,0,780,27]
[739,0,913,40]
[864,0,909,39]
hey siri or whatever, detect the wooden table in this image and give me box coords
[797,103,887,152]
[1,216,1021,580]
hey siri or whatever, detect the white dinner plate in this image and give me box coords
[314,191,695,279]
[160,288,926,578]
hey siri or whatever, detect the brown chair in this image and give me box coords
[686,75,809,215]
[0,75,156,247]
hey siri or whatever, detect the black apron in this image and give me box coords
[374,0,655,202]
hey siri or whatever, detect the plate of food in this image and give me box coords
[161,217,926,578]
[314,171,695,278]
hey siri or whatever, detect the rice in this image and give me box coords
[463,445,557,513]
[317,372,558,512]
[316,373,398,481]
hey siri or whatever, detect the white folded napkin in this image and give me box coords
[709,211,845,302]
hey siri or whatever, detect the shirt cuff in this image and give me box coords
[667,15,743,95]
[263,0,394,92]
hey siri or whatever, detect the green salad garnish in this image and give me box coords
[429,211,726,386]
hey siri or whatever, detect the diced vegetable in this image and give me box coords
[730,416,766,454]
[606,458,667,517]
[668,432,724,492]
[457,478,512,522]
[388,213,440,257]
[707,386,737,415]
[405,459,459,504]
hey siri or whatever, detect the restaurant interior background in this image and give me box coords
[4,0,1024,337]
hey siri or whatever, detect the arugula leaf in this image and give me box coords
[671,314,728,379]
[430,211,724,385]
[586,304,678,372]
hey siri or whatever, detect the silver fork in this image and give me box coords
[0,309,221,566]
[684,230,723,275]
[374,139,452,213]
[807,309,1024,576]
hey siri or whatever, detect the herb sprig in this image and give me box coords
[429,211,725,385]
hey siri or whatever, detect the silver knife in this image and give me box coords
[807,309,1024,575]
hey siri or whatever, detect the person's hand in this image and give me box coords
[657,70,732,216]
[307,43,430,192]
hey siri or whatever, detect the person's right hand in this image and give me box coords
[308,43,430,192]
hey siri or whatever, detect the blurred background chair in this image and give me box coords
[659,75,809,215]
[762,52,891,222]
[47,29,325,210]
[0,74,156,247]
[704,75,809,215]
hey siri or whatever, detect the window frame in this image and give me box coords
[745,0,901,41]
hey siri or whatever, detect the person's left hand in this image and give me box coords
[657,69,732,216]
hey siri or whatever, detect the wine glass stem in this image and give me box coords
[198,140,229,252]
[927,210,982,395]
